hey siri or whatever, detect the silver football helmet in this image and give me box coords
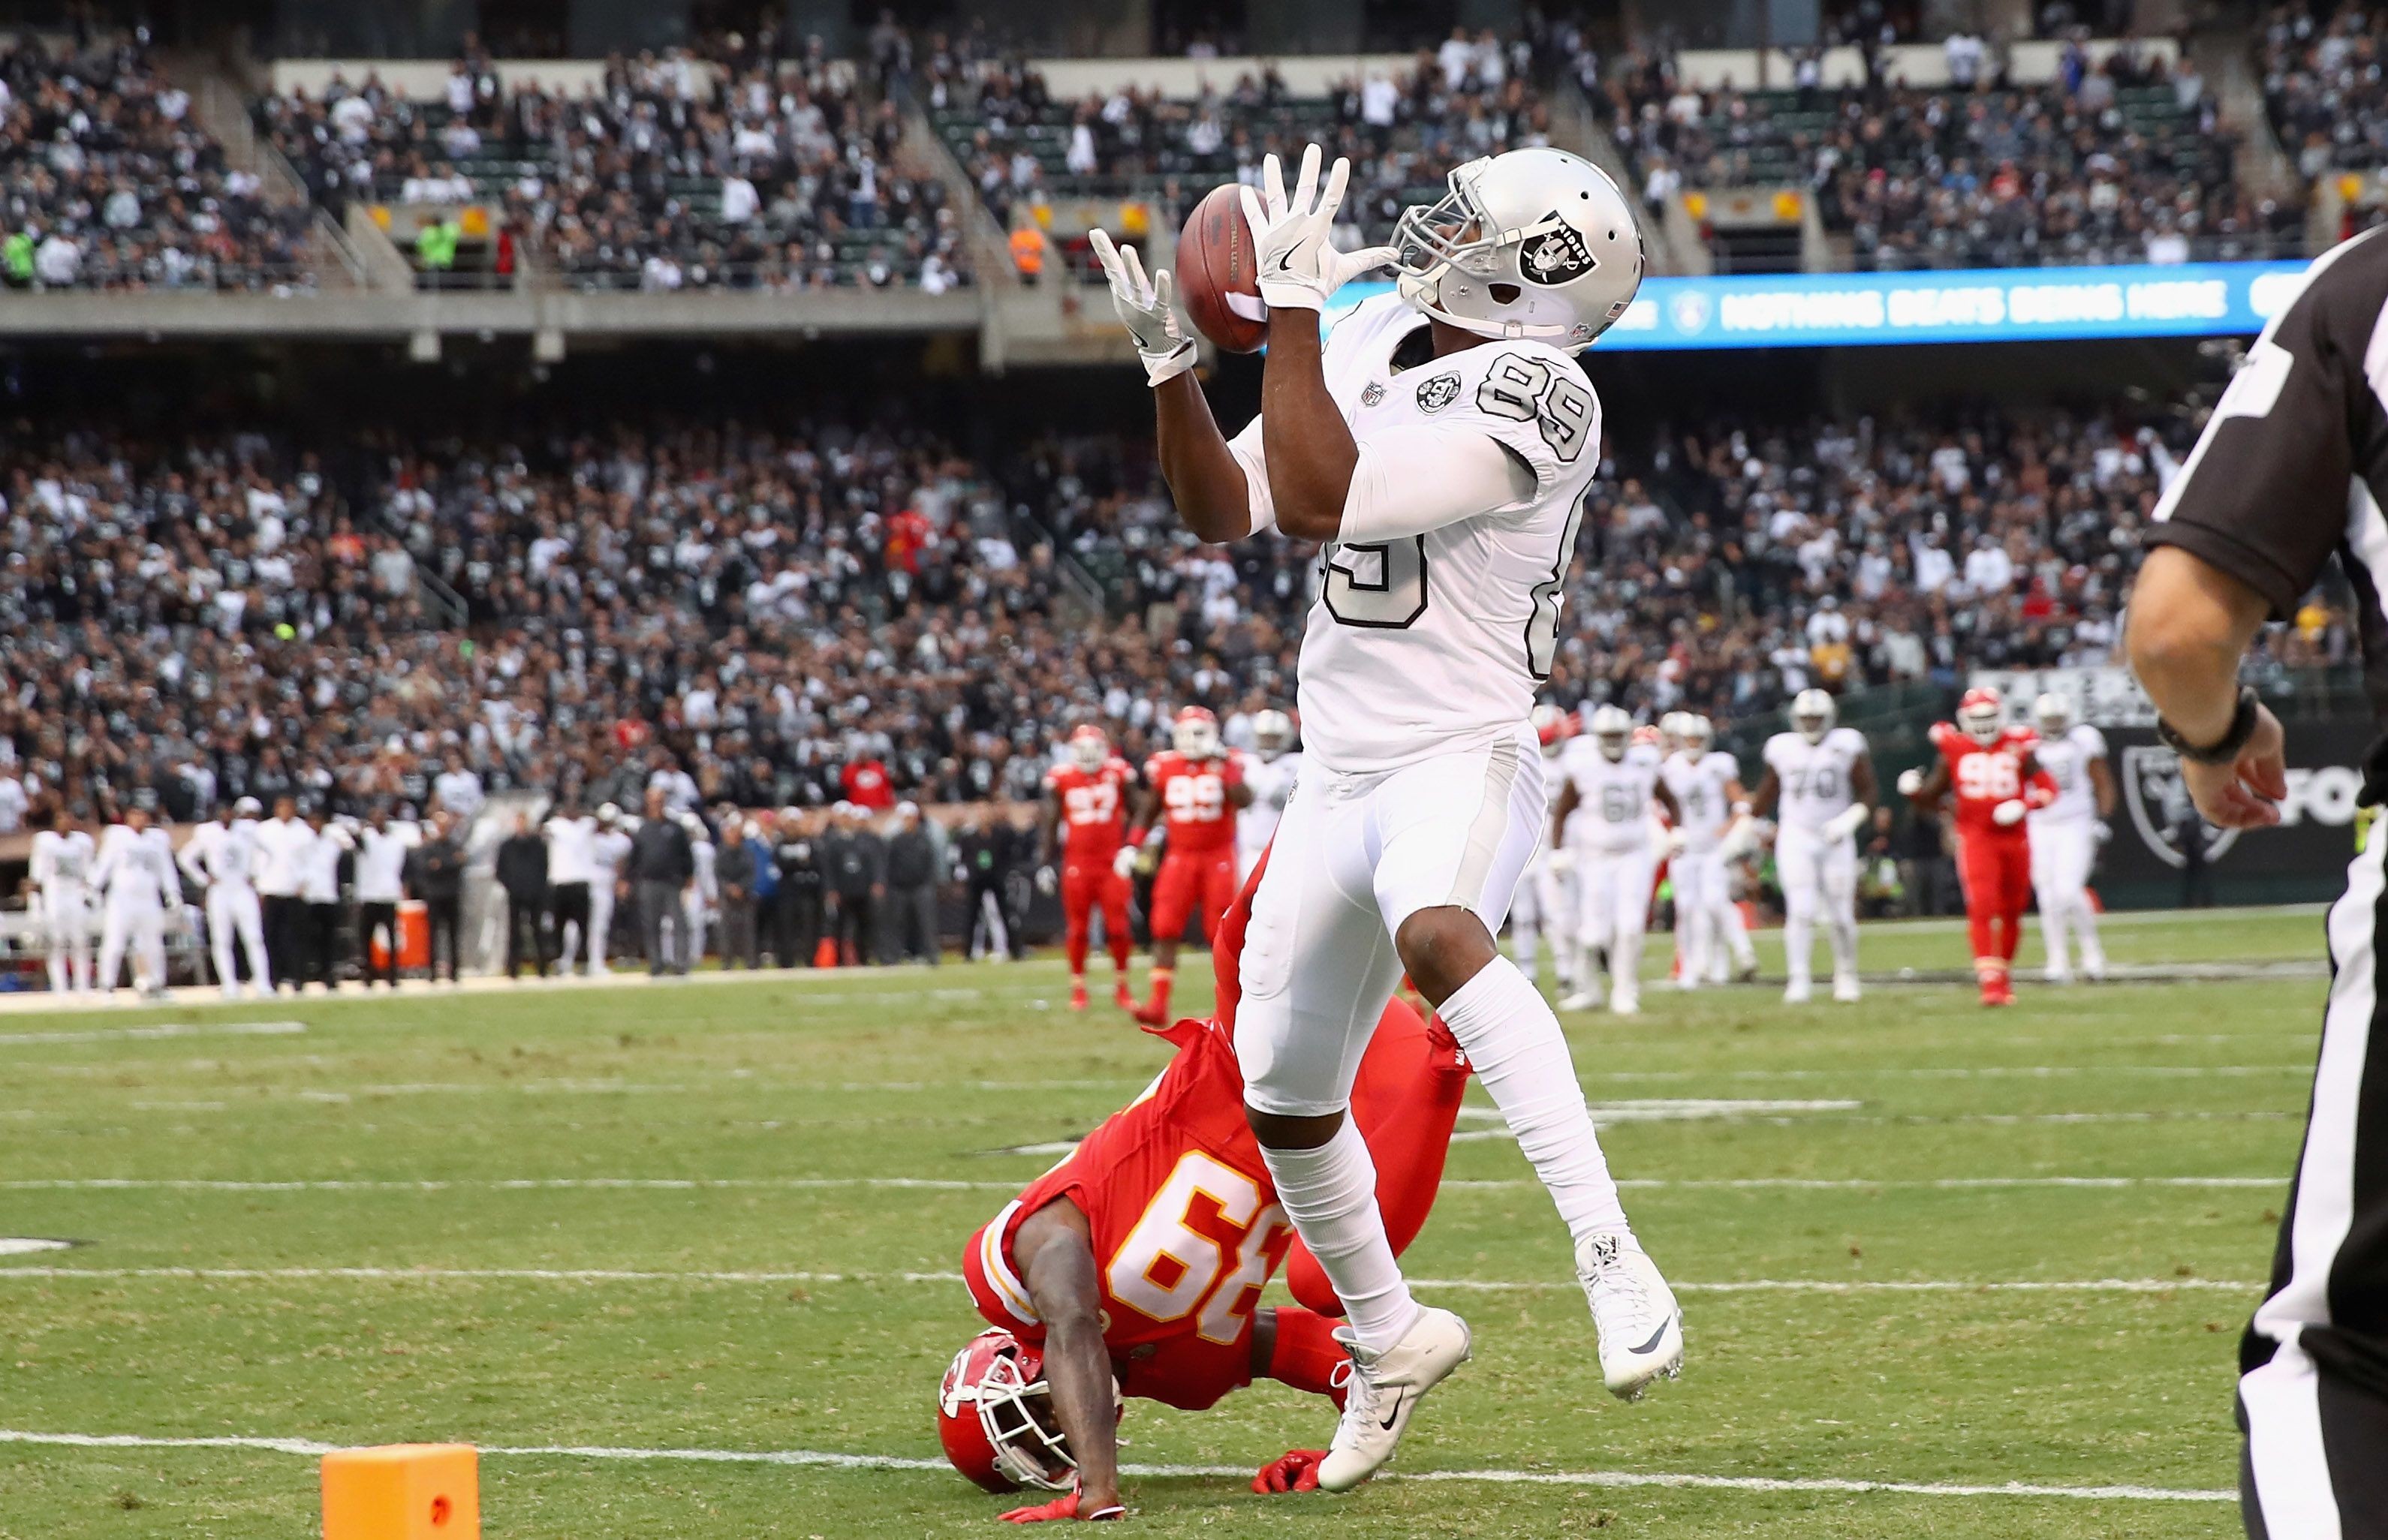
[1393,147,1644,347]
[1589,704,1634,762]
[1251,709,1294,762]
[1791,689,1837,745]
[2034,692,2075,737]
[1681,714,1715,754]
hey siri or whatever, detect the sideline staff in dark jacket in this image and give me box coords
[630,786,695,975]
[822,804,884,967]
[495,813,550,979]
[772,814,826,966]
[405,811,465,982]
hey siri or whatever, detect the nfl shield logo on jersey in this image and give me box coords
[1360,380,1386,406]
[2119,744,2240,868]
[1415,373,1460,413]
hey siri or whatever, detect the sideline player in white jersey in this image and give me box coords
[1510,705,1582,997]
[682,811,718,964]
[1553,706,1679,1015]
[1094,141,1679,1490]
[29,805,96,994]
[2027,693,2115,983]
[179,796,273,999]
[1754,690,1877,1003]
[1234,708,1302,887]
[589,804,634,976]
[92,807,182,997]
[1663,714,1759,988]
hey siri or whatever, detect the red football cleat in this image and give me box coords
[1131,998,1167,1027]
[1113,979,1135,1011]
[1069,982,1089,1012]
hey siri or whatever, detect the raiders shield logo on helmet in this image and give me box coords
[1518,214,1596,287]
[2119,744,2242,869]
[1416,372,1461,412]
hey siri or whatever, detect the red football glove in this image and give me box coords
[1251,1449,1328,1494]
[998,1491,1126,1523]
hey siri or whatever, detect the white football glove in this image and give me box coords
[1240,145,1398,314]
[1992,799,2028,827]
[1545,847,1575,878]
[1664,827,1689,856]
[1823,803,1870,842]
[2093,820,2112,845]
[1895,767,1924,798]
[1111,846,1138,880]
[1034,865,1056,895]
[1088,227,1196,387]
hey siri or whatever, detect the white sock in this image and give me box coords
[1438,956,1630,1245]
[1828,908,1858,976]
[1513,923,1539,985]
[2074,895,2104,968]
[1784,905,1814,988]
[1257,1119,1418,1352]
[2040,891,2070,973]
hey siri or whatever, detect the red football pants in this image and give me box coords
[1956,831,2032,965]
[1060,859,1131,975]
[1149,847,1238,943]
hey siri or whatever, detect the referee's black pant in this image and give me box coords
[262,894,304,990]
[2239,834,2388,1538]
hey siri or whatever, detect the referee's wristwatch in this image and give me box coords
[2155,686,2261,765]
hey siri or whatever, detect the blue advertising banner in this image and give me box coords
[1323,260,2314,351]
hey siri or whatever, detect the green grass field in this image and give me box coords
[0,907,2332,1538]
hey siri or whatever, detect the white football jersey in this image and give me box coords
[1235,293,1601,776]
[2028,723,2108,825]
[1558,739,1665,854]
[94,826,178,910]
[183,820,261,887]
[1237,751,1302,863]
[592,828,634,879]
[1662,750,1742,850]
[31,828,94,889]
[1764,728,1869,835]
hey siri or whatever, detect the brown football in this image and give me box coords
[1174,183,1269,353]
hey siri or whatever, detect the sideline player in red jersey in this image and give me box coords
[1040,726,1137,1012]
[941,851,1471,1520]
[1119,706,1250,1025]
[1900,686,2056,1006]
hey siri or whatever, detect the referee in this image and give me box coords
[2128,224,2388,1538]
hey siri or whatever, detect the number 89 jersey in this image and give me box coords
[1239,293,1601,778]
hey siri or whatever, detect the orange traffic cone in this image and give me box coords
[814,937,839,968]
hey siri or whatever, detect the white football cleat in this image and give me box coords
[1781,979,1812,1004]
[1315,1307,1472,1492]
[1556,988,1601,1012]
[1610,986,1640,1015]
[1576,1232,1684,1400]
[2043,966,2072,986]
[1831,970,1861,1003]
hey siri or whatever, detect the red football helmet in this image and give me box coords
[1956,686,2004,745]
[1171,705,1221,759]
[936,1329,1077,1493]
[1066,724,1109,772]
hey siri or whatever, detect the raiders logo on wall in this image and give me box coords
[1415,372,1461,412]
[1519,215,1596,287]
[2119,744,2242,869]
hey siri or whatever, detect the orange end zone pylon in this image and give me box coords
[322,1443,479,1540]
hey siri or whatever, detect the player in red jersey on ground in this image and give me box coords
[1119,706,1250,1025]
[941,850,1471,1520]
[1900,685,2056,1006]
[1040,726,1138,1012]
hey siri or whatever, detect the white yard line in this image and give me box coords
[0,1175,2284,1194]
[0,1021,305,1047]
[0,1427,2233,1502]
[0,1265,2263,1293]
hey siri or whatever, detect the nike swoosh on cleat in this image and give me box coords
[1377,1390,1405,1431]
[1628,1320,1673,1356]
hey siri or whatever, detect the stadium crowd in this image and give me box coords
[2260,2,2388,187]
[927,26,1557,255]
[1,397,2350,844]
[2,32,316,292]
[256,35,968,290]
[1598,38,2297,268]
